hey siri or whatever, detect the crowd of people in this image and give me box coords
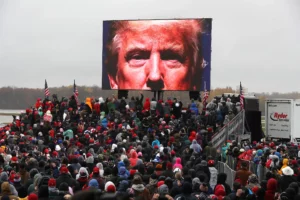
[1,92,295,200]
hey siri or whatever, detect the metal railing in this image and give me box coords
[211,110,245,149]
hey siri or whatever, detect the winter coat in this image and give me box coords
[143,98,150,111]
[190,103,199,115]
[235,168,252,187]
[173,158,183,170]
[129,151,138,167]
[278,175,296,192]
[265,178,277,200]
[0,182,19,200]
[56,174,76,188]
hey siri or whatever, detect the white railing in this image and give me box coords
[211,110,245,149]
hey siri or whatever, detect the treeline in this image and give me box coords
[0,86,299,113]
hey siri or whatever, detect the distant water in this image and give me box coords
[0,109,24,124]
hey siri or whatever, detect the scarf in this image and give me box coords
[132,184,145,192]
[149,178,158,186]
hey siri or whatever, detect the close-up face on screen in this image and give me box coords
[102,19,211,91]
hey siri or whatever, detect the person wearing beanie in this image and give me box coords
[13,173,27,198]
[129,176,151,200]
[104,181,116,193]
[48,178,59,200]
[146,174,158,197]
[76,168,89,189]
[56,166,76,189]
[152,184,173,200]
[88,179,100,191]
[246,174,261,191]
[0,172,18,196]
[100,181,117,199]
[28,193,38,200]
[89,167,106,191]
[207,160,218,190]
[155,164,163,177]
[162,162,174,179]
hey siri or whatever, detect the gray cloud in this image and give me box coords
[0,0,299,93]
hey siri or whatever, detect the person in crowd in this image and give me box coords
[235,161,252,187]
[2,92,298,200]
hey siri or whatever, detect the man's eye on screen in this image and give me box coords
[160,50,185,68]
[125,51,150,67]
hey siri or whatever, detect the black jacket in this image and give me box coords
[56,173,77,188]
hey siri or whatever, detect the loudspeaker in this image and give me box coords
[243,97,259,111]
[189,91,200,100]
[245,111,263,142]
[118,90,128,99]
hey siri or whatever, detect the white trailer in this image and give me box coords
[265,99,300,143]
[293,100,300,143]
[265,99,293,140]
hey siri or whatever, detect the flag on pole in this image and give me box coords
[240,82,244,110]
[203,81,209,109]
[44,79,50,98]
[73,80,79,105]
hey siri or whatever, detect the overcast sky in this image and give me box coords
[0,0,300,93]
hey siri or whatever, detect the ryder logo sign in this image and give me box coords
[270,112,289,122]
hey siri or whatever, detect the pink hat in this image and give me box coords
[138,152,142,157]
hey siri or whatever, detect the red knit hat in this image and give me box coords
[60,166,69,174]
[13,173,21,182]
[171,150,176,156]
[106,184,116,192]
[86,153,92,158]
[93,167,99,174]
[28,193,38,200]
[166,162,173,170]
[291,160,297,165]
[130,169,136,176]
[157,181,164,187]
[48,178,56,187]
[252,186,259,194]
[52,151,58,157]
[44,149,49,154]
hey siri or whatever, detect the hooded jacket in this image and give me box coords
[0,182,19,200]
[265,178,277,200]
[279,158,289,175]
[129,151,138,167]
[143,98,150,111]
[173,158,183,170]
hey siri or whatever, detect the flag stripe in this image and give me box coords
[45,80,50,97]
[203,82,209,108]
[74,80,79,106]
[240,82,244,110]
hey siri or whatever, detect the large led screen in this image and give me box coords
[102,19,212,91]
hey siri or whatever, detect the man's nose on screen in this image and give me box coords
[146,54,165,90]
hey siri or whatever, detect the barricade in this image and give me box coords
[217,161,236,189]
[222,156,270,187]
[212,110,245,149]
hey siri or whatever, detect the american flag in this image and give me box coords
[240,81,244,110]
[203,82,209,108]
[44,79,50,97]
[73,80,79,106]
